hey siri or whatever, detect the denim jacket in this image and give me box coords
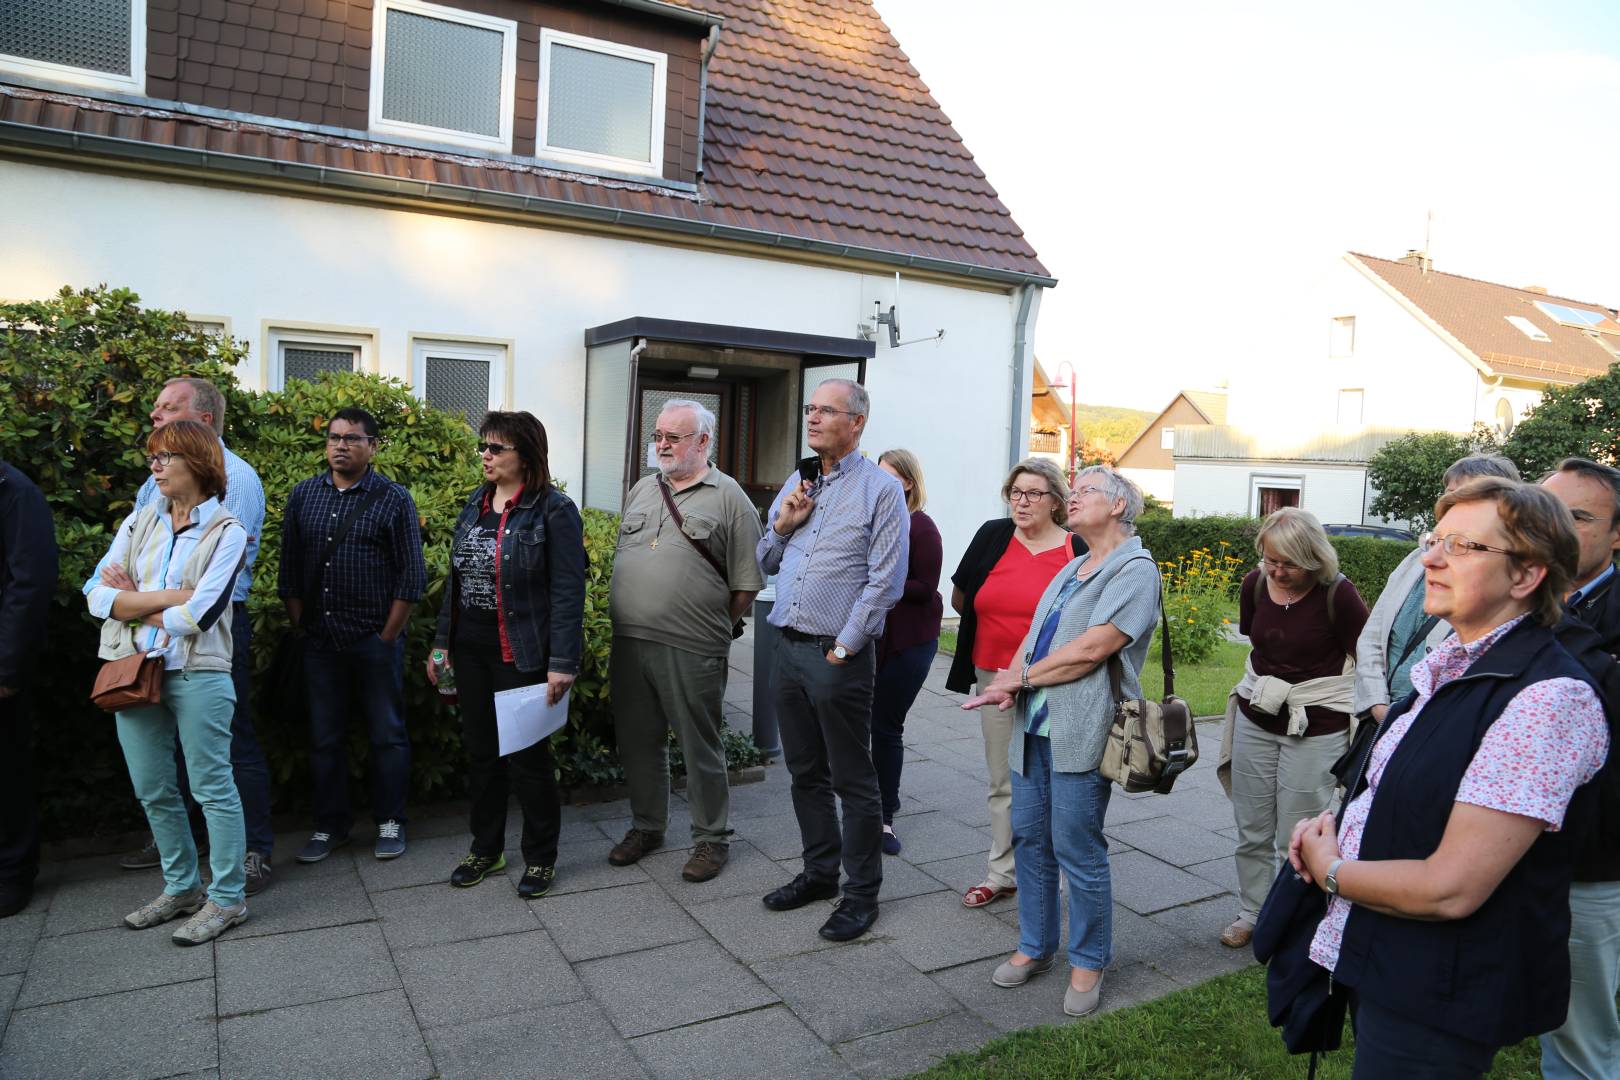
[434,484,586,675]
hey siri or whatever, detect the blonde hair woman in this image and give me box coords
[1219,506,1369,949]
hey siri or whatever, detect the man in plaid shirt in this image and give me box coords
[279,407,425,863]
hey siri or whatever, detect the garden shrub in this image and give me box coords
[1331,536,1415,609]
[1137,515,1262,592]
[1158,545,1244,664]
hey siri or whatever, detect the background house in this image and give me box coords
[1173,251,1620,521]
[1114,387,1226,505]
[1028,359,1074,476]
[0,0,1052,577]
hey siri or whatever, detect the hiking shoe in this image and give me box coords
[172,900,248,946]
[450,853,506,887]
[608,828,663,867]
[681,841,730,882]
[881,825,902,856]
[517,865,556,899]
[374,820,407,860]
[124,889,205,930]
[295,831,350,864]
[119,837,162,871]
[244,851,272,897]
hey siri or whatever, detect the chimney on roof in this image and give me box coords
[1398,249,1433,273]
[1524,285,1549,294]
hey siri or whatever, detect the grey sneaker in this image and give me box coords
[374,820,407,860]
[171,900,248,946]
[244,851,272,897]
[118,837,161,871]
[124,889,205,930]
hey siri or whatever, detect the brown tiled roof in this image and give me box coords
[1351,253,1620,385]
[0,0,1048,283]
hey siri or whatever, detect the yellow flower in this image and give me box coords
[1223,618,1231,625]
[1186,618,1194,624]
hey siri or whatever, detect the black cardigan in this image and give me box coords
[946,517,1085,693]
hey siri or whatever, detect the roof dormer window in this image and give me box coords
[0,0,144,94]
[370,0,518,153]
[538,29,667,178]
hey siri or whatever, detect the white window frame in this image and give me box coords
[411,337,507,416]
[369,0,518,154]
[268,328,373,391]
[537,28,667,177]
[1250,473,1304,516]
[1329,315,1355,358]
[1160,427,1175,450]
[1336,388,1364,426]
[0,0,145,95]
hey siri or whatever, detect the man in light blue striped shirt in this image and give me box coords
[757,378,908,942]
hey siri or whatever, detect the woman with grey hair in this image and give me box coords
[1353,454,1521,725]
[965,466,1160,1016]
[1220,507,1368,949]
[947,458,1086,908]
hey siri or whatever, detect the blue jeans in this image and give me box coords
[117,671,246,907]
[305,633,410,834]
[178,604,274,855]
[871,638,938,823]
[1540,880,1620,1080]
[1010,733,1112,970]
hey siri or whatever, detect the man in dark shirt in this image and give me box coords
[279,408,426,863]
[0,462,57,918]
[1541,458,1620,1080]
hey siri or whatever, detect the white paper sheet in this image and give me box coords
[493,684,571,756]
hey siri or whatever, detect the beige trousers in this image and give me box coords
[976,666,1017,888]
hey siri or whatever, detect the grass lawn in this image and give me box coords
[1140,635,1246,717]
[908,964,1543,1080]
[939,626,958,657]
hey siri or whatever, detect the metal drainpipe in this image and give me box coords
[695,25,720,186]
[1008,284,1037,469]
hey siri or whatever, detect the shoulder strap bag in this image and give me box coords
[658,477,745,640]
[1099,579,1198,794]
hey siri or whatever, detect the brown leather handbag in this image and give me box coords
[1099,593,1198,794]
[91,650,164,712]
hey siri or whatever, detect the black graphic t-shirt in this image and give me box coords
[452,505,503,650]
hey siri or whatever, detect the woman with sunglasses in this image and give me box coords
[1220,507,1368,950]
[430,412,586,899]
[84,420,250,944]
[1290,479,1607,1078]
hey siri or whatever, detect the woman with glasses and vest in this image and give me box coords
[84,420,250,945]
[429,411,586,900]
[946,458,1086,910]
[1290,478,1608,1078]
[1219,507,1369,951]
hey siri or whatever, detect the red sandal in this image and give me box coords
[962,883,1016,908]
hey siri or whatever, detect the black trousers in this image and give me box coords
[456,642,561,868]
[0,692,40,890]
[1350,994,1499,1079]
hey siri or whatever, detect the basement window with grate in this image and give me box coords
[269,328,371,391]
[412,339,506,426]
[538,29,667,177]
[0,0,144,94]
[370,0,518,153]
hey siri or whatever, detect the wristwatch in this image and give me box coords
[833,644,850,661]
[1323,858,1346,896]
[1020,663,1033,692]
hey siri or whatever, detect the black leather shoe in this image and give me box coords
[819,899,879,941]
[762,873,839,911]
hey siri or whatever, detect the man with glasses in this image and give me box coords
[606,400,764,881]
[756,379,908,942]
[112,379,275,896]
[279,407,425,863]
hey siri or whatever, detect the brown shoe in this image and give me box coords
[681,841,730,882]
[608,828,663,867]
[1220,920,1254,948]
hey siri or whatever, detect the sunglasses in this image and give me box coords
[477,441,514,455]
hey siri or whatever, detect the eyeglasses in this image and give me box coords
[145,451,180,468]
[1420,532,1520,559]
[1008,488,1051,505]
[803,404,857,419]
[326,433,375,447]
[1262,557,1306,573]
[477,441,514,455]
[649,431,697,445]
[1068,485,1106,503]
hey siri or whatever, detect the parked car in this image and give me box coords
[1322,523,1416,542]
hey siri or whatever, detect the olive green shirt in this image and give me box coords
[610,466,765,657]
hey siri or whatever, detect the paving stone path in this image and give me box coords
[0,640,1251,1079]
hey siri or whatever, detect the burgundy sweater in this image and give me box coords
[878,509,943,666]
[1237,568,1369,736]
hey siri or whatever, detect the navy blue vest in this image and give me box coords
[1333,618,1595,1046]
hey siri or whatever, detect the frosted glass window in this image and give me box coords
[539,30,666,175]
[425,355,491,425]
[1,0,131,75]
[381,9,504,137]
[283,346,358,385]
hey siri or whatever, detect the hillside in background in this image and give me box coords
[1075,402,1155,450]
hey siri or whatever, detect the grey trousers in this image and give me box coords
[611,636,732,845]
[774,636,882,901]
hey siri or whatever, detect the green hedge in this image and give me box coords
[2,286,759,840]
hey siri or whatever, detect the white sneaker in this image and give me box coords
[171,900,247,946]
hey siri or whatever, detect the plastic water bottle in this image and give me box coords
[430,649,458,704]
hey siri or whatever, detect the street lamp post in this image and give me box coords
[1053,360,1079,485]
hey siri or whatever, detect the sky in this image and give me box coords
[875,0,1620,411]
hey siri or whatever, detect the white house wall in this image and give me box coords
[1,160,1024,580]
[1118,466,1173,505]
[1173,461,1369,524]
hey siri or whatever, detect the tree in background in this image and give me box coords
[1366,425,1500,533]
[1502,366,1620,478]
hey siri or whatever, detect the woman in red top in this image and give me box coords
[948,459,1085,908]
[1221,506,1368,948]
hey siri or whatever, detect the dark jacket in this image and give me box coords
[1560,570,1620,882]
[0,463,57,690]
[434,484,586,675]
[946,517,1084,693]
[1334,618,1598,1047]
